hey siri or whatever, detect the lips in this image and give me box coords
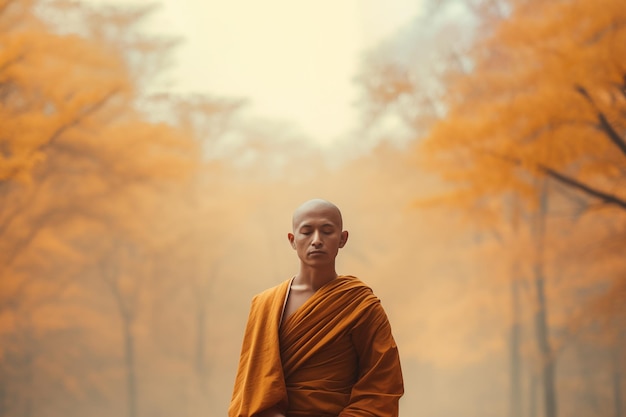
[308,251,325,256]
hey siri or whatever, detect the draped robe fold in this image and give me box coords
[228,275,403,417]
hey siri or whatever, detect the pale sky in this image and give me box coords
[90,0,424,146]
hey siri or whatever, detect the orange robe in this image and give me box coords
[229,275,404,417]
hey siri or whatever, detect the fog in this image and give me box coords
[1,1,625,417]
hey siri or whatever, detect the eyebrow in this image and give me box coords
[299,222,336,229]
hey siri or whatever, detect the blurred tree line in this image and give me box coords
[0,0,624,417]
[360,0,626,416]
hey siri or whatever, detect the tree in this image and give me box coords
[357,1,626,416]
[0,1,199,416]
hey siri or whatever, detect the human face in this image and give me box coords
[288,204,348,267]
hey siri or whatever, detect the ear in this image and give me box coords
[338,230,349,248]
[287,233,296,249]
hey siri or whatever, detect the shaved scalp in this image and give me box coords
[292,199,343,230]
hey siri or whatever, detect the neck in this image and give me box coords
[295,265,338,291]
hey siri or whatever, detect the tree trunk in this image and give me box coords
[195,303,207,379]
[532,182,558,417]
[614,345,623,417]
[575,344,601,414]
[509,275,523,417]
[528,373,537,417]
[23,351,33,417]
[534,274,557,417]
[103,256,140,417]
[123,317,138,417]
[0,366,7,417]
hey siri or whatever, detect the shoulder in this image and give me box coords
[336,275,377,299]
[340,275,392,319]
[338,275,371,289]
[251,278,291,306]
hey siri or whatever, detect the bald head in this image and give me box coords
[292,199,343,231]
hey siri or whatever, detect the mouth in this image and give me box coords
[308,251,325,256]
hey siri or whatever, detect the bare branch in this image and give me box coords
[480,148,626,211]
[539,164,626,210]
[2,89,120,181]
[574,84,626,158]
[100,257,133,323]
[42,89,120,152]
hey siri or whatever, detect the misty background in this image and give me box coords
[1,0,625,417]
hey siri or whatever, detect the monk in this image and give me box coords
[229,199,404,417]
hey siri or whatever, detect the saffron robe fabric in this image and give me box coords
[228,275,404,417]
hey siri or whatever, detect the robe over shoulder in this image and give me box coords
[228,275,403,417]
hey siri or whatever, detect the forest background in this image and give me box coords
[1,0,625,416]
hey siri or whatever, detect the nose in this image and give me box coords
[311,230,323,247]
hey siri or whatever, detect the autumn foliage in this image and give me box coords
[0,0,223,415]
[1,0,625,417]
[360,0,626,416]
